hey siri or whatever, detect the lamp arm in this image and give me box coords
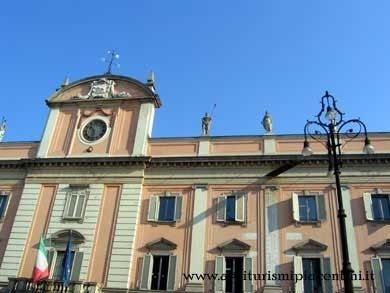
[337,118,368,140]
[304,120,330,142]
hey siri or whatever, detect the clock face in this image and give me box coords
[82,119,107,143]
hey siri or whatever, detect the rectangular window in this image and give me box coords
[216,193,246,223]
[147,193,182,222]
[383,259,390,293]
[0,194,9,219]
[51,251,75,281]
[226,195,236,221]
[63,188,88,220]
[158,196,176,221]
[299,195,318,221]
[302,258,322,293]
[372,194,390,221]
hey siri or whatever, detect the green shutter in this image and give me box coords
[214,256,225,293]
[371,257,384,293]
[47,250,55,277]
[70,251,83,281]
[140,254,153,290]
[174,196,183,221]
[166,255,177,291]
[317,194,326,220]
[293,256,303,293]
[363,193,373,220]
[243,257,252,293]
[292,193,300,222]
[235,193,245,222]
[322,257,333,293]
[216,196,226,222]
[147,196,158,221]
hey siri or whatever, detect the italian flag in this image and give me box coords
[32,236,49,283]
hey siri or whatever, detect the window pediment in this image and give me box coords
[145,238,177,251]
[216,238,251,252]
[371,239,390,252]
[292,239,327,252]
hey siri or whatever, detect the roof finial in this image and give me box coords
[102,50,120,74]
[61,76,70,87]
[0,117,6,142]
[147,70,156,93]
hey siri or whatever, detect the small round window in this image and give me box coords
[81,119,108,143]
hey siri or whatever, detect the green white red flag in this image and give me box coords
[32,236,49,283]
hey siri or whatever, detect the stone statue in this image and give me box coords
[262,111,272,134]
[202,112,212,136]
[0,118,6,142]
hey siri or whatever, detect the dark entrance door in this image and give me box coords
[225,257,243,293]
[151,255,169,290]
[302,258,322,293]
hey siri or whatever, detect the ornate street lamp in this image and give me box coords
[302,91,374,293]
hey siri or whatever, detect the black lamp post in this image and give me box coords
[302,91,375,293]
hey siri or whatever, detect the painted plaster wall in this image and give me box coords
[129,186,193,290]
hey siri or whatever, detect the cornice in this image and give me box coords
[0,153,389,169]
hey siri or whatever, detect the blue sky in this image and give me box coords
[1,0,389,141]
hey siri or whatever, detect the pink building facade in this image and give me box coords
[0,73,389,293]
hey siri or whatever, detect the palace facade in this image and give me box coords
[0,72,389,293]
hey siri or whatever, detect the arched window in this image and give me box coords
[46,229,85,282]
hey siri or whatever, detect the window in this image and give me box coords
[302,258,322,293]
[292,193,326,223]
[363,192,390,221]
[63,187,88,220]
[0,192,9,220]
[371,257,390,293]
[214,255,252,293]
[372,194,390,221]
[294,256,332,293]
[47,230,85,282]
[216,192,246,223]
[147,193,182,222]
[51,251,75,280]
[139,254,177,291]
[299,196,317,221]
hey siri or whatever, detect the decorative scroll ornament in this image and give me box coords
[74,78,132,100]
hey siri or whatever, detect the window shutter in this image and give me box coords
[140,254,153,290]
[293,256,304,293]
[166,255,177,291]
[235,193,246,222]
[371,257,384,293]
[147,196,159,221]
[216,196,226,222]
[75,192,86,218]
[243,256,252,293]
[321,257,333,293]
[363,192,373,221]
[292,193,300,222]
[174,196,183,221]
[47,250,55,277]
[70,251,83,281]
[214,256,225,293]
[317,194,326,221]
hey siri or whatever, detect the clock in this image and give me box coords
[81,119,107,143]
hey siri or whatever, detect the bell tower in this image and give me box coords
[37,73,161,158]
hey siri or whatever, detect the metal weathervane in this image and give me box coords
[101,50,120,74]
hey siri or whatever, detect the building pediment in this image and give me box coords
[371,239,390,252]
[47,74,161,107]
[145,238,177,251]
[292,239,327,252]
[216,238,251,251]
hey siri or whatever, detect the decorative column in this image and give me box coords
[263,186,283,293]
[185,185,208,292]
[340,186,364,293]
